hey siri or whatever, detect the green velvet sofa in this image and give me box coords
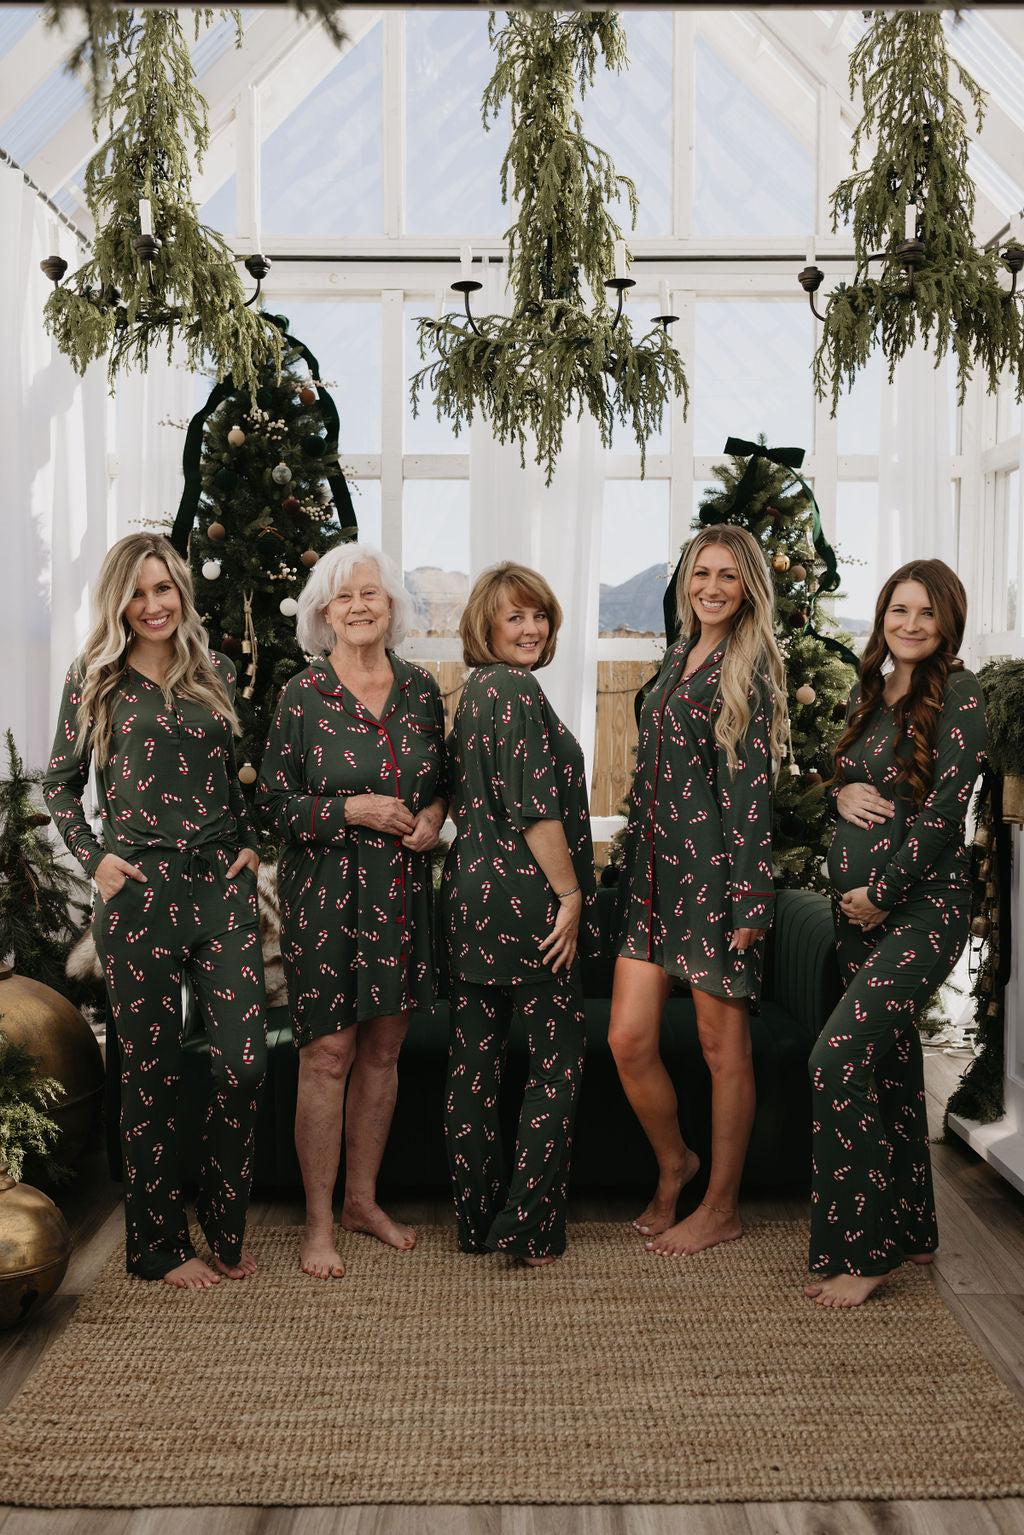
[105,885,840,1196]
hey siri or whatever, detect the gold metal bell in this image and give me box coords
[0,1161,72,1329]
[0,968,104,1166]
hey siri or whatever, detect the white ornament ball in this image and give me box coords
[271,461,292,485]
[796,684,817,706]
[227,426,246,447]
[238,763,258,786]
[317,482,332,504]
[279,597,299,618]
[201,560,222,581]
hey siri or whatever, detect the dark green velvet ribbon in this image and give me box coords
[170,319,357,555]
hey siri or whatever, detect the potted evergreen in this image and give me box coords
[978,659,1024,823]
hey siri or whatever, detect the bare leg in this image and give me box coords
[646,992,752,1257]
[608,957,701,1236]
[340,1013,416,1251]
[164,1257,221,1290]
[295,1031,357,1277]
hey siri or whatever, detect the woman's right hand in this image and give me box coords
[94,853,147,903]
[836,783,895,830]
[538,890,582,975]
[344,793,416,837]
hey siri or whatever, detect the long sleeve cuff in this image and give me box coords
[731,888,775,929]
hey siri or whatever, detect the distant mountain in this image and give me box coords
[599,562,667,636]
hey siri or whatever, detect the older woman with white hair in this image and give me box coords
[257,542,447,1278]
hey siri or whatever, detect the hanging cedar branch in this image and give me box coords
[814,12,1024,413]
[411,10,688,485]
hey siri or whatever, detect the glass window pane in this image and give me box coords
[199,174,235,236]
[581,12,673,238]
[600,481,669,636]
[694,36,814,236]
[281,302,381,455]
[262,26,382,235]
[406,13,506,236]
[695,302,813,454]
[998,381,1022,441]
[609,298,675,454]
[836,349,881,456]
[349,480,381,549]
[403,481,469,637]
[834,482,879,642]
[407,302,470,453]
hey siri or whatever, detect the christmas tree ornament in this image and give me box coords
[221,634,241,656]
[201,559,222,580]
[789,608,809,628]
[790,563,808,582]
[796,684,817,706]
[227,426,246,447]
[299,384,317,406]
[765,506,781,523]
[279,597,299,618]
[271,461,292,485]
[317,482,332,504]
[214,467,237,493]
[0,1160,72,1329]
[301,434,326,458]
[0,967,104,1167]
[207,521,226,541]
[281,496,302,516]
[970,914,991,939]
[301,549,320,568]
[237,764,258,786]
[772,552,791,573]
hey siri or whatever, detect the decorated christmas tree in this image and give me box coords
[688,439,858,892]
[170,321,357,814]
[0,730,91,1003]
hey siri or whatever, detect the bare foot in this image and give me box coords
[908,1251,935,1265]
[341,1201,416,1251]
[518,1254,556,1268]
[803,1273,888,1307]
[632,1149,702,1236]
[212,1248,258,1280]
[164,1257,221,1290]
[300,1229,346,1279]
[645,1200,742,1257]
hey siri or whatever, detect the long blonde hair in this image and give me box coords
[76,534,239,768]
[675,525,789,777]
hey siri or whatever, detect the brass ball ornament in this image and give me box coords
[0,1161,72,1329]
[772,552,791,573]
[0,968,104,1167]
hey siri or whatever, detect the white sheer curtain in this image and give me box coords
[0,167,113,773]
[113,349,194,542]
[877,340,955,574]
[469,267,604,779]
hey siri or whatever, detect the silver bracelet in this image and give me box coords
[556,883,580,901]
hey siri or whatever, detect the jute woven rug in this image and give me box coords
[2,1220,1023,1507]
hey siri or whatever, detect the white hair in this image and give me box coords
[296,542,414,655]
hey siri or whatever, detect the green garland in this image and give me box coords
[411,11,688,485]
[814,13,1024,413]
[42,9,281,397]
[0,1034,68,1186]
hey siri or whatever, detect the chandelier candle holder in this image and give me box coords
[412,11,688,486]
[802,11,1024,413]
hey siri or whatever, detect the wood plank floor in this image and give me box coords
[2,1049,1024,1535]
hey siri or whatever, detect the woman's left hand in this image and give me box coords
[839,886,888,930]
[226,847,260,880]
[538,891,582,974]
[728,926,765,952]
[402,802,446,853]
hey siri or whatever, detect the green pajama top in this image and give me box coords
[618,635,775,1000]
[826,669,987,907]
[42,654,258,872]
[256,653,446,1036]
[441,663,597,987]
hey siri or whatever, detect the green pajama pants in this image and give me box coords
[95,846,268,1281]
[444,970,586,1259]
[808,888,967,1278]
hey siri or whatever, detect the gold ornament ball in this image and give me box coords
[207,522,226,542]
[227,426,246,447]
[772,552,791,573]
[238,764,258,786]
[795,684,816,706]
[789,563,808,582]
[0,969,104,1166]
[0,1163,72,1329]
[301,549,319,568]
